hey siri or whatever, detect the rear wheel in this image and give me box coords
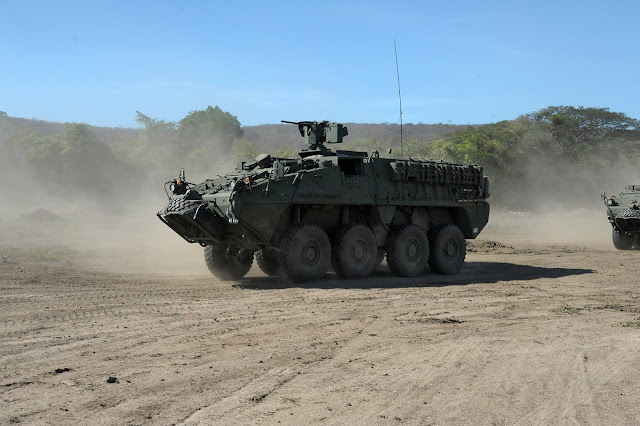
[429,224,466,275]
[612,228,633,250]
[204,245,253,280]
[385,224,430,278]
[256,247,281,277]
[279,224,331,283]
[331,224,377,279]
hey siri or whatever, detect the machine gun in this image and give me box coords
[282,120,348,152]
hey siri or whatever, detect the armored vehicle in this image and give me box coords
[601,185,640,249]
[158,121,491,283]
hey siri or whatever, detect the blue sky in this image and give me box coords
[1,0,639,128]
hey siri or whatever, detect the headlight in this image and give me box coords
[170,183,176,192]
[606,199,616,206]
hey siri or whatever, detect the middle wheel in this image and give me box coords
[385,224,430,277]
[331,224,377,279]
[279,223,331,283]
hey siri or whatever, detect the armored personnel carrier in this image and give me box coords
[601,185,640,249]
[158,121,491,283]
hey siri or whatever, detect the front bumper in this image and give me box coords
[157,198,225,244]
[615,216,640,233]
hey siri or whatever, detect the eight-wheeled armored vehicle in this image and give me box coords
[602,185,640,249]
[158,121,491,283]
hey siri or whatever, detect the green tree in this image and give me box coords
[430,121,526,179]
[177,106,243,158]
[231,138,259,162]
[130,111,177,168]
[404,137,434,158]
[6,123,131,195]
[7,130,63,181]
[58,123,117,171]
[529,106,640,163]
[56,123,130,194]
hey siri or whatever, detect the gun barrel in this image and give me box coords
[282,120,318,125]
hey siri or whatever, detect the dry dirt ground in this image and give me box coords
[1,207,639,425]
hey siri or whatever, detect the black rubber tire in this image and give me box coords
[429,224,466,275]
[385,224,430,278]
[279,224,331,283]
[612,228,634,250]
[204,245,253,281]
[331,224,377,279]
[255,247,281,277]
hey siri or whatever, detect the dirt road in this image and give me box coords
[1,209,639,425]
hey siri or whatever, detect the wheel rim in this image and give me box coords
[350,239,367,263]
[404,238,421,263]
[226,247,244,263]
[443,238,458,259]
[302,241,320,265]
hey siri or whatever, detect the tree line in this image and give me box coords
[1,105,638,208]
[422,106,640,208]
[0,106,245,199]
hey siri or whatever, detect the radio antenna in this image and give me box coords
[394,38,403,156]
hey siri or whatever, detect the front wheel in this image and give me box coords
[279,224,331,283]
[612,228,633,250]
[204,245,253,280]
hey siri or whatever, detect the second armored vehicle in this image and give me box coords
[158,121,491,283]
[602,185,640,249]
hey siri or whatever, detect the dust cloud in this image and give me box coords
[1,133,636,276]
[483,155,640,249]
[0,121,243,275]
[0,152,208,275]
[0,197,207,275]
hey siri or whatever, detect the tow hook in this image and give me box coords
[226,208,239,224]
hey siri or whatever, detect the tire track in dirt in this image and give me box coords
[178,302,383,425]
[3,238,640,425]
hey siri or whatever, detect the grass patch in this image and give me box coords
[599,302,622,310]
[551,305,583,315]
[280,397,299,405]
[613,321,640,328]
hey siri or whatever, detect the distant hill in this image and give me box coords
[0,115,139,145]
[243,122,469,153]
[0,114,467,153]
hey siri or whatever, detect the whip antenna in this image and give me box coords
[394,38,403,155]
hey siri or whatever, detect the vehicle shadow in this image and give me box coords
[232,261,594,290]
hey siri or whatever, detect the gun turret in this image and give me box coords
[282,120,348,152]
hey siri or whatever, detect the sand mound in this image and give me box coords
[23,208,63,222]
